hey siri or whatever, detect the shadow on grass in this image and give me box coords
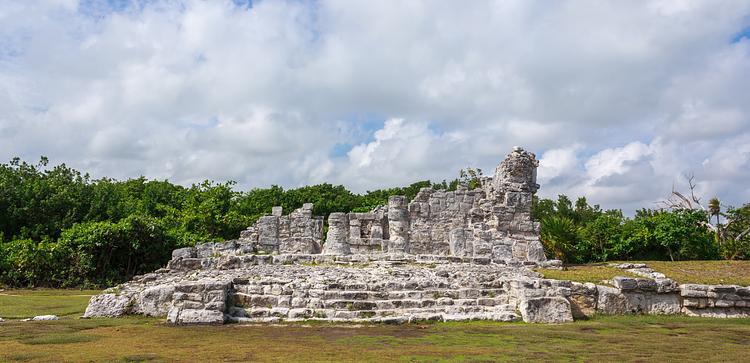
[1,352,46,362]
[20,332,99,345]
[120,353,163,362]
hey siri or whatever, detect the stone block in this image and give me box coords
[519,297,573,323]
[526,240,546,262]
[181,301,203,310]
[83,293,133,318]
[167,308,225,325]
[709,285,737,294]
[647,293,680,314]
[636,279,657,292]
[172,247,197,259]
[596,286,634,314]
[714,300,735,308]
[569,282,598,319]
[612,277,638,290]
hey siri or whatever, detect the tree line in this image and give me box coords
[0,157,444,288]
[1,158,747,288]
[533,195,750,263]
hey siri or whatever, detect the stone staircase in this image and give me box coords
[227,278,521,323]
[87,256,575,324]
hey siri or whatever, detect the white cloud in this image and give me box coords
[0,0,749,213]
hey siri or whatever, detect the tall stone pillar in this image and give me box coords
[387,196,410,253]
[322,212,350,255]
[493,146,539,194]
[491,146,546,262]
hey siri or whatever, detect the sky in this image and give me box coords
[1,0,749,214]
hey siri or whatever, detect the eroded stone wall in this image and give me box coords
[239,147,546,263]
[240,203,323,254]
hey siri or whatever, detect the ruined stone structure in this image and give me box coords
[240,203,324,254]
[239,147,545,263]
[83,148,750,324]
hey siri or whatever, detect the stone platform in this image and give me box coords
[82,148,750,324]
[84,252,573,324]
[83,249,750,324]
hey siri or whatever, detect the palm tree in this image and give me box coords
[708,197,721,245]
[540,215,578,262]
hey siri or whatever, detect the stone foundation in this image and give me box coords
[85,255,571,324]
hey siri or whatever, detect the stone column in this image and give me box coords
[448,228,467,257]
[387,196,410,253]
[490,147,546,262]
[257,215,280,253]
[493,146,539,194]
[322,212,350,255]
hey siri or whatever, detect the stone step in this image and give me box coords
[231,294,511,310]
[234,287,509,301]
[229,304,517,320]
[232,280,509,294]
[226,306,519,324]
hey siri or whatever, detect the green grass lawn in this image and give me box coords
[1,315,749,362]
[0,289,100,319]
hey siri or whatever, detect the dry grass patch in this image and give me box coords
[536,264,643,285]
[644,260,750,286]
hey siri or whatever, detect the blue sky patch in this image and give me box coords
[329,143,352,158]
[731,25,750,43]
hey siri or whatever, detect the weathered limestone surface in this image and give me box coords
[31,315,59,321]
[680,284,750,317]
[519,297,573,323]
[84,293,134,318]
[85,254,576,324]
[238,148,546,262]
[166,279,231,324]
[322,213,350,255]
[242,203,323,254]
[569,282,598,319]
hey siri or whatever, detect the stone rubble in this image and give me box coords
[680,284,750,318]
[600,263,750,318]
[29,315,59,321]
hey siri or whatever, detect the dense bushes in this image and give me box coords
[0,158,437,287]
[532,195,742,263]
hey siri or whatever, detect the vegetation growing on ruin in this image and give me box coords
[1,157,748,288]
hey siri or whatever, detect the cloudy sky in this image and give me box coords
[1,0,749,213]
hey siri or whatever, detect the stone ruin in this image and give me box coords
[237,146,545,262]
[83,147,750,324]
